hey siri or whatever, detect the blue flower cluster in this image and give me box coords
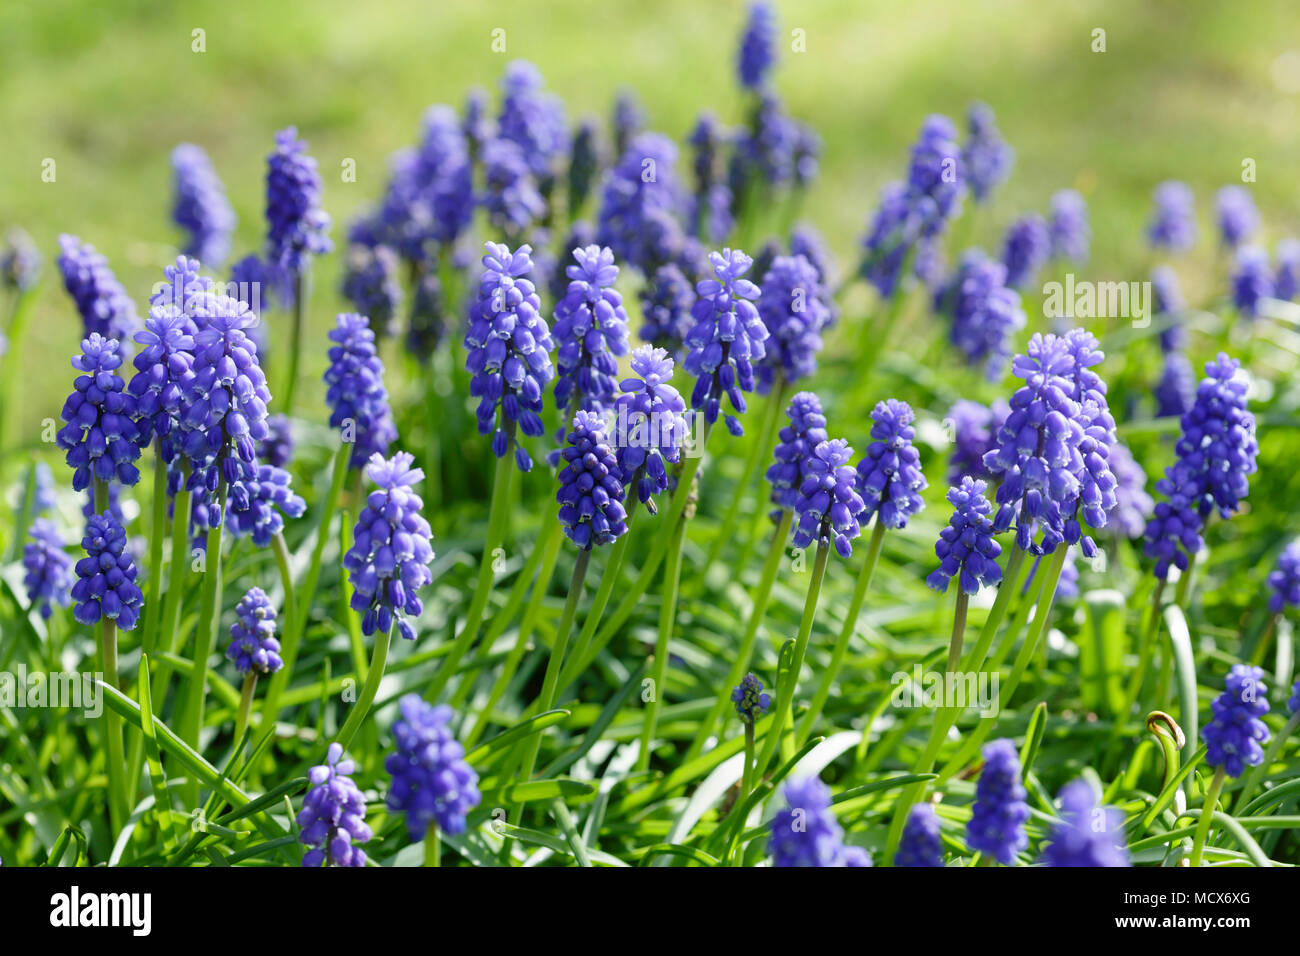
[1106,442,1154,541]
[1155,352,1196,419]
[769,776,871,867]
[1148,181,1197,252]
[737,1,776,90]
[961,102,1014,203]
[1048,189,1090,263]
[1151,265,1186,353]
[58,334,142,492]
[56,234,140,344]
[481,138,546,239]
[896,802,944,868]
[793,438,866,559]
[1202,664,1270,778]
[755,253,832,392]
[638,263,695,349]
[1274,238,1300,301]
[937,250,1025,381]
[497,60,568,188]
[171,144,236,267]
[552,245,630,409]
[1268,540,1300,614]
[226,586,282,676]
[22,519,73,619]
[71,512,143,631]
[225,464,307,547]
[927,477,1004,595]
[1000,214,1051,289]
[1216,185,1258,249]
[945,398,1007,484]
[731,672,770,724]
[766,391,828,519]
[129,297,197,462]
[966,738,1030,864]
[324,312,399,470]
[1,227,41,292]
[265,126,332,272]
[597,133,684,271]
[385,694,482,839]
[556,410,629,550]
[298,743,371,867]
[344,452,435,642]
[1231,245,1273,318]
[612,346,688,512]
[856,399,927,530]
[1040,780,1130,867]
[341,244,403,338]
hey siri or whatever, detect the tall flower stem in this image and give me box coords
[140,440,169,661]
[425,433,516,702]
[638,514,687,772]
[753,542,830,783]
[1248,612,1280,667]
[335,622,393,751]
[261,440,349,727]
[424,824,441,867]
[512,549,591,817]
[794,519,887,749]
[946,590,971,675]
[1188,766,1227,867]
[685,510,793,761]
[1104,578,1169,767]
[270,530,297,647]
[92,477,127,832]
[282,265,308,416]
[234,673,258,752]
[731,722,756,866]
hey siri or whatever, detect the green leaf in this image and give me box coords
[1019,702,1048,777]
[482,778,594,805]
[636,843,719,867]
[466,709,570,765]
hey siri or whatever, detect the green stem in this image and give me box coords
[1248,612,1280,667]
[425,437,516,702]
[794,518,886,749]
[335,623,393,751]
[234,673,258,752]
[732,722,756,867]
[424,824,440,867]
[684,510,793,761]
[283,266,308,416]
[638,514,687,773]
[1188,766,1227,867]
[149,474,193,719]
[946,590,970,675]
[140,440,168,660]
[1104,578,1169,763]
[752,542,830,783]
[98,616,127,835]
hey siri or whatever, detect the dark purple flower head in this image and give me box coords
[171,144,236,267]
[683,248,768,436]
[1231,245,1273,318]
[638,263,695,350]
[482,138,546,240]
[557,410,628,550]
[896,802,944,868]
[129,297,197,460]
[927,477,1003,594]
[71,511,143,630]
[552,245,631,410]
[406,269,447,363]
[1040,779,1129,867]
[907,115,964,235]
[1143,354,1257,579]
[596,132,684,271]
[731,672,770,724]
[385,694,481,839]
[961,102,1014,203]
[1151,265,1186,354]
[567,120,601,218]
[945,398,1008,485]
[857,181,940,298]
[612,346,688,512]
[793,439,867,559]
[414,105,475,247]
[58,334,142,492]
[1048,189,1089,263]
[766,391,828,516]
[464,242,555,472]
[790,224,836,287]
[265,126,332,272]
[611,89,644,157]
[1,227,41,292]
[937,249,1025,381]
[225,463,306,547]
[736,93,799,189]
[738,1,777,90]
[344,452,434,642]
[23,519,73,620]
[769,776,869,867]
[226,586,281,676]
[857,399,927,530]
[1202,664,1270,778]
[966,738,1030,864]
[1155,351,1196,419]
[1216,185,1258,249]
[298,743,371,867]
[341,244,403,338]
[1269,540,1300,615]
[1148,181,1197,252]
[1106,442,1154,540]
[257,413,294,468]
[57,235,140,344]
[1274,239,1300,302]
[462,86,494,157]
[756,254,832,392]
[497,60,568,185]
[1000,214,1051,290]
[792,123,822,189]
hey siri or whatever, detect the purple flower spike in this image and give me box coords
[557,410,628,550]
[225,464,306,547]
[769,776,870,867]
[58,334,142,492]
[1268,540,1300,615]
[936,250,1025,381]
[265,126,332,273]
[1155,351,1196,419]
[612,346,688,513]
[1048,189,1089,264]
[966,738,1030,865]
[1148,181,1197,252]
[1000,214,1051,290]
[71,511,144,631]
[226,586,281,676]
[341,244,403,338]
[23,519,73,620]
[927,477,1003,595]
[737,1,777,90]
[324,312,398,470]
[896,802,944,868]
[793,438,867,559]
[961,102,1014,203]
[1040,779,1130,867]
[1274,239,1300,301]
[766,391,828,517]
[298,743,371,867]
[1216,185,1258,249]
[596,133,685,272]
[1202,664,1270,778]
[1231,245,1273,318]
[731,672,770,724]
[552,245,631,410]
[944,398,1008,485]
[56,235,140,344]
[755,254,833,393]
[385,694,482,839]
[856,399,927,530]
[171,144,236,267]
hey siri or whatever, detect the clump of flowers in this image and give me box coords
[552,245,630,410]
[737,1,777,90]
[1148,181,1197,252]
[1202,664,1270,778]
[226,587,281,675]
[896,802,944,868]
[324,312,399,469]
[856,399,927,530]
[56,235,140,343]
[1048,189,1090,263]
[298,743,371,867]
[766,391,828,518]
[965,738,1030,864]
[1268,540,1300,614]
[556,410,628,550]
[945,398,1008,484]
[58,334,142,492]
[1231,245,1273,318]
[1040,779,1130,867]
[1216,185,1258,249]
[385,694,482,839]
[22,519,73,619]
[224,464,307,547]
[265,126,332,273]
[961,102,1013,203]
[71,512,143,631]
[341,244,403,338]
[755,253,832,392]
[611,346,688,513]
[936,250,1025,381]
[1000,214,1051,289]
[792,438,866,559]
[769,776,871,867]
[596,133,685,271]
[731,672,770,724]
[171,144,236,267]
[927,477,1003,594]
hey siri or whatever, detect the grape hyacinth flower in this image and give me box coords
[324,312,398,470]
[1151,265,1186,354]
[736,92,799,190]
[1268,540,1300,614]
[22,519,73,619]
[464,242,555,472]
[462,86,493,158]
[552,245,631,410]
[639,264,696,350]
[737,1,776,90]
[731,672,770,724]
[857,181,941,298]
[1048,189,1089,263]
[1202,664,1270,778]
[766,391,828,517]
[769,776,870,867]
[58,334,142,492]
[265,126,332,273]
[937,250,1026,381]
[1231,245,1273,318]
[792,438,866,559]
[497,60,569,189]
[1106,442,1154,540]
[56,235,140,343]
[682,248,767,436]
[944,398,1008,484]
[225,464,307,547]
[298,743,371,867]
[385,694,482,839]
[345,452,434,642]
[1,227,41,292]
[567,120,600,216]
[341,244,403,338]
[895,803,944,868]
[1216,185,1259,249]
[171,144,236,267]
[128,302,196,461]
[906,115,964,236]
[556,410,629,550]
[1148,181,1197,252]
[405,270,446,363]
[226,587,281,675]
[1040,779,1130,867]
[790,224,836,287]
[257,413,294,468]
[32,462,58,516]
[71,511,144,630]
[1000,214,1051,290]
[755,254,832,393]
[856,399,927,530]
[611,90,644,157]
[961,102,1014,203]
[965,738,1030,864]
[596,133,684,271]
[413,105,475,248]
[926,477,1003,594]
[481,138,546,240]
[1274,238,1300,301]
[1154,351,1196,419]
[1143,354,1258,579]
[612,346,688,513]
